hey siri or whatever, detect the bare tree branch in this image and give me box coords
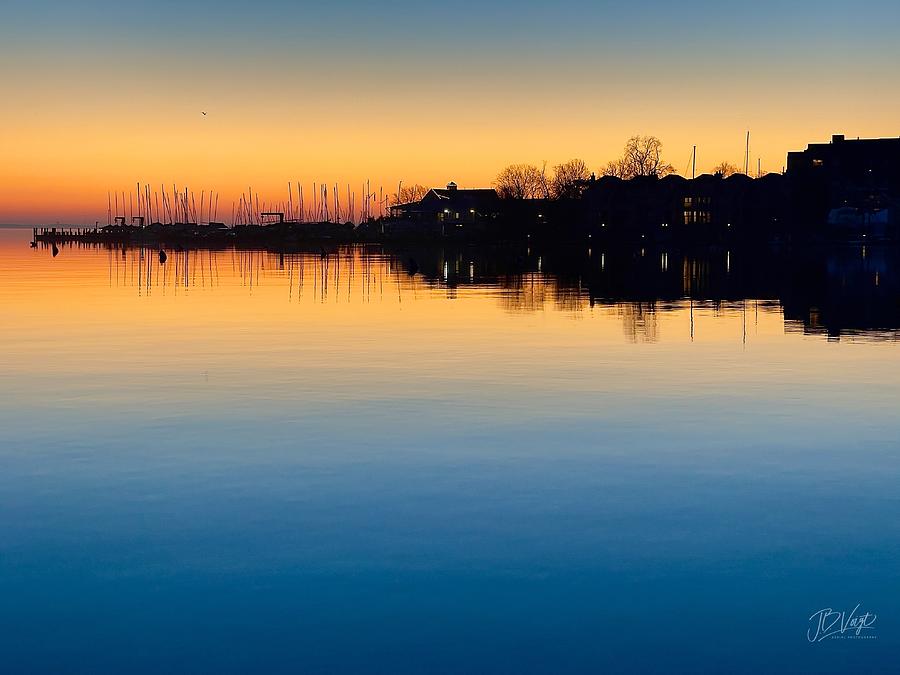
[494,164,545,199]
[551,158,591,199]
[391,184,430,205]
[712,161,740,177]
[604,136,675,179]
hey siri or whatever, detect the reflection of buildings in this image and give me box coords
[781,245,900,339]
[39,240,900,341]
[618,303,659,343]
[383,242,900,340]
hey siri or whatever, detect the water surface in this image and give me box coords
[1,229,898,672]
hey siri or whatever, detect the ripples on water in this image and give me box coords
[1,228,898,673]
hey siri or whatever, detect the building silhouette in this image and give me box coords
[377,134,900,243]
[787,134,900,237]
[384,182,501,238]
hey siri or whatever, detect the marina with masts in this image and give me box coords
[34,179,397,247]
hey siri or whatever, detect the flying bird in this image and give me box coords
[201,111,207,116]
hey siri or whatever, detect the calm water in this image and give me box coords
[1,228,898,673]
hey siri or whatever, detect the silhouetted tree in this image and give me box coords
[539,162,551,199]
[494,164,545,199]
[551,158,591,199]
[601,158,629,179]
[391,184,430,205]
[712,161,740,177]
[603,136,674,179]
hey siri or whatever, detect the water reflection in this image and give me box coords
[30,238,900,341]
[6,228,900,673]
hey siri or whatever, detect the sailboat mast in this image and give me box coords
[744,131,750,175]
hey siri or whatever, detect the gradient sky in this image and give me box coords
[2,0,899,223]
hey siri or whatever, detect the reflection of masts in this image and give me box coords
[743,299,747,346]
[690,297,694,341]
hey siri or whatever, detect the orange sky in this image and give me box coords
[3,1,899,224]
